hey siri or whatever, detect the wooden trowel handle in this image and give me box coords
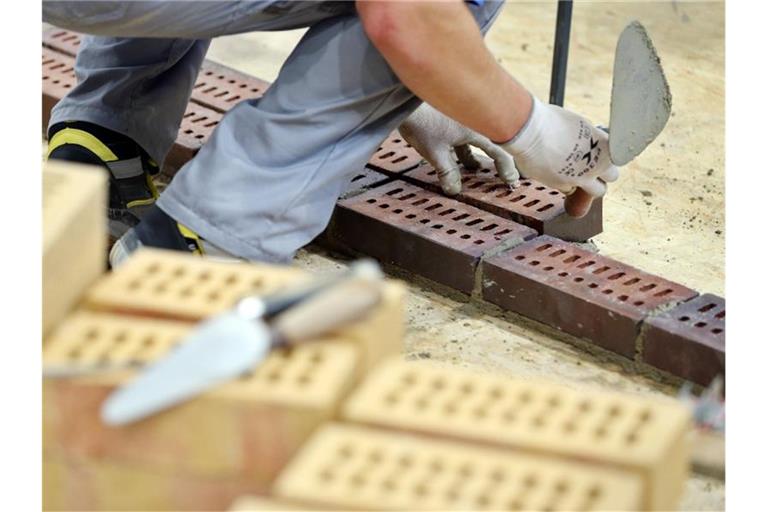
[271,277,383,344]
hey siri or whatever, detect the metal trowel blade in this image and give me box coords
[609,20,672,166]
[101,312,271,426]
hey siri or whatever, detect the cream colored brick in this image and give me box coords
[43,455,257,511]
[229,496,303,510]
[274,423,643,511]
[83,248,404,369]
[43,161,106,335]
[44,311,360,482]
[341,359,691,511]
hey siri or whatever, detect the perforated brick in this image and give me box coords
[366,131,423,175]
[342,359,690,511]
[404,162,603,241]
[481,236,698,357]
[329,181,537,293]
[42,27,82,56]
[84,248,405,371]
[191,60,270,112]
[642,294,725,386]
[42,48,77,130]
[274,423,643,511]
[44,310,360,482]
[85,248,301,320]
[43,161,107,334]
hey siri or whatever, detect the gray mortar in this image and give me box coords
[609,20,672,166]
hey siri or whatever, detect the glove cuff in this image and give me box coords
[500,94,545,155]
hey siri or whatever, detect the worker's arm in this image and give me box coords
[357,0,530,142]
[357,0,620,217]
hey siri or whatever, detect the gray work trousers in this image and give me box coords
[44,1,505,263]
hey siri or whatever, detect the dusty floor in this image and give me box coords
[42,1,724,509]
[205,1,725,510]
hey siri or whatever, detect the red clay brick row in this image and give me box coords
[404,161,602,242]
[642,293,725,386]
[482,235,698,358]
[328,181,537,293]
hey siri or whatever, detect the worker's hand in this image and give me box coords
[399,103,520,196]
[501,96,620,217]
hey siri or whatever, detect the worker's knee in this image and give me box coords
[43,1,134,36]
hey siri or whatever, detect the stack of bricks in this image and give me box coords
[225,358,691,511]
[43,249,406,511]
[42,28,724,387]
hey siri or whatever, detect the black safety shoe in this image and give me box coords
[47,121,160,237]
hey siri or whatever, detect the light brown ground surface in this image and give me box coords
[188,2,724,510]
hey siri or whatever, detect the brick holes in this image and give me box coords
[42,28,83,56]
[304,427,613,510]
[509,245,681,307]
[674,300,726,336]
[403,163,603,241]
[362,192,515,246]
[366,363,662,456]
[367,132,423,175]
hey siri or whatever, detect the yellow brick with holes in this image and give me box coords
[273,423,644,511]
[341,359,691,511]
[43,161,107,335]
[83,248,405,369]
[43,311,361,486]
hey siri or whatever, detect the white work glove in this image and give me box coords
[398,103,520,196]
[502,95,620,204]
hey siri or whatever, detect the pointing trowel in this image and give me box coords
[565,20,672,217]
[100,260,384,426]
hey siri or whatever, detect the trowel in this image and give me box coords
[100,260,384,426]
[608,20,672,166]
[564,20,671,217]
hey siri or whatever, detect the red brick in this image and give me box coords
[328,181,537,293]
[42,49,77,131]
[482,236,698,357]
[404,161,602,242]
[191,60,271,112]
[366,131,423,175]
[642,294,725,385]
[42,27,82,56]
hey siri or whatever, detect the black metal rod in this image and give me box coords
[549,0,573,106]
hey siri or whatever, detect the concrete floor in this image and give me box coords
[202,1,725,510]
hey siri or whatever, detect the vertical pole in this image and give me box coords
[549,0,573,106]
